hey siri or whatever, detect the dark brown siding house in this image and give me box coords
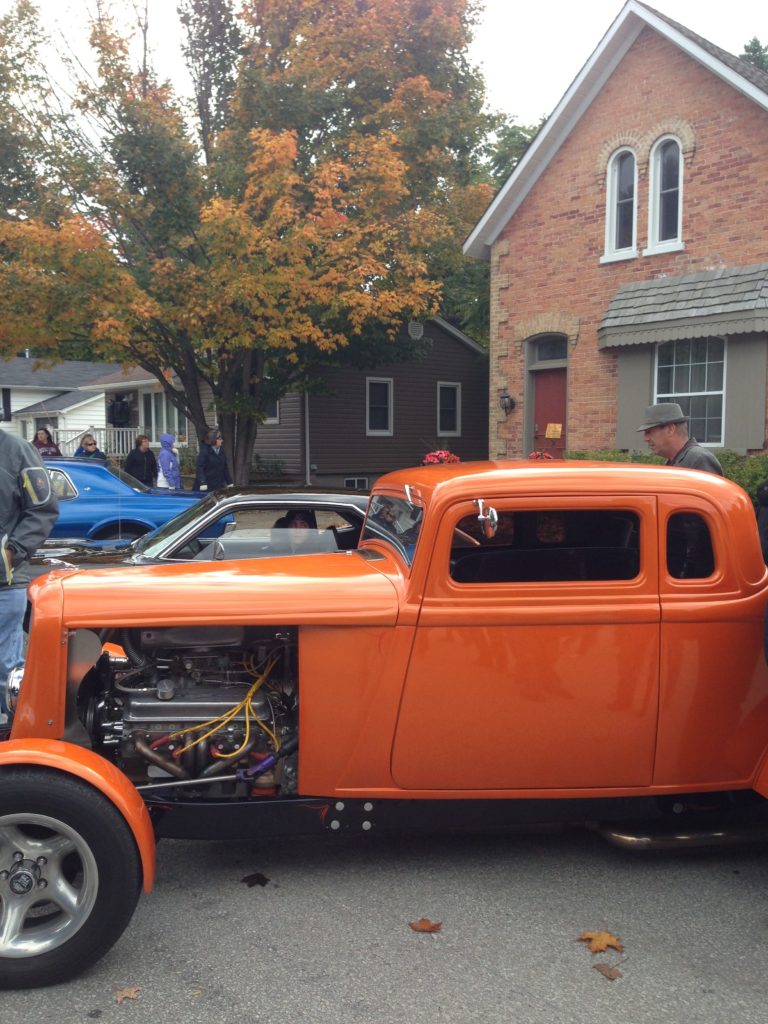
[254,317,489,488]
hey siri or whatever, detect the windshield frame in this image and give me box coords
[134,493,220,556]
[361,493,423,567]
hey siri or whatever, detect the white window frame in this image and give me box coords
[437,381,462,437]
[344,476,369,490]
[366,377,393,436]
[644,136,684,256]
[140,389,188,445]
[600,148,638,264]
[654,337,726,447]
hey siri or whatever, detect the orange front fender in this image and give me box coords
[0,739,155,891]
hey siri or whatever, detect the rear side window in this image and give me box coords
[47,469,77,500]
[450,510,640,584]
[666,512,714,579]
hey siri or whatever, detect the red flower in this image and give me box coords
[528,450,554,460]
[423,449,461,465]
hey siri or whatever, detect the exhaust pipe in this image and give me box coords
[599,823,768,851]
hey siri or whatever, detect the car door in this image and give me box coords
[391,495,661,791]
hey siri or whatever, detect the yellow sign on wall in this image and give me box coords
[545,423,563,439]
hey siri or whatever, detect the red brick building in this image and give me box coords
[465,1,768,458]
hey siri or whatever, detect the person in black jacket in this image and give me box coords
[0,432,59,719]
[194,429,232,491]
[123,434,158,487]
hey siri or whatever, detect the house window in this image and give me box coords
[646,137,683,253]
[655,338,725,444]
[437,382,461,436]
[366,378,393,436]
[602,149,637,262]
[344,477,369,490]
[263,399,279,425]
[141,392,186,443]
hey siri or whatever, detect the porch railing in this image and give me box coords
[53,427,146,458]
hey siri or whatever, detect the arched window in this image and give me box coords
[647,137,683,252]
[602,149,637,261]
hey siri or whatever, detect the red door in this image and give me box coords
[532,368,567,458]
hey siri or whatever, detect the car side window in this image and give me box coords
[666,512,714,579]
[47,469,77,500]
[450,509,640,584]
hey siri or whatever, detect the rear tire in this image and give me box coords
[0,768,142,989]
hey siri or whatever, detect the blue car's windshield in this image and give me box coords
[110,464,150,492]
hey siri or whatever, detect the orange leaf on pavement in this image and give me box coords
[577,931,624,954]
[409,917,442,933]
[115,987,141,1004]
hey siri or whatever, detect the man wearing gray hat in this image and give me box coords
[638,402,723,475]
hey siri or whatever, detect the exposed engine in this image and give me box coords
[77,625,298,798]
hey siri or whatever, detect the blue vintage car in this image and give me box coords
[44,457,203,541]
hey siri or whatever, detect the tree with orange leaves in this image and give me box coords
[0,0,494,482]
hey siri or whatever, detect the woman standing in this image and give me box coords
[156,433,182,490]
[74,433,107,460]
[124,435,158,487]
[194,429,232,491]
[32,428,61,457]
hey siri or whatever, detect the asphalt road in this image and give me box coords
[5,826,768,1023]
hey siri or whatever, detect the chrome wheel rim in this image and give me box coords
[0,813,99,958]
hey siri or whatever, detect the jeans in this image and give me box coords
[0,587,26,714]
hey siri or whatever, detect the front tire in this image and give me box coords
[0,769,142,989]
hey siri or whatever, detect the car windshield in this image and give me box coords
[109,463,150,492]
[134,494,220,555]
[361,494,423,566]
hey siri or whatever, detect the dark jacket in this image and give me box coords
[667,438,723,476]
[124,447,158,487]
[0,432,59,588]
[194,443,232,490]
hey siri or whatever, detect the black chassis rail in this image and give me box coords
[147,794,669,841]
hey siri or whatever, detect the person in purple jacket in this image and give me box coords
[156,433,182,489]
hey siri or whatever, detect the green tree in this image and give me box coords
[740,36,768,71]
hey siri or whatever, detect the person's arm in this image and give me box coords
[3,444,59,578]
[195,449,207,489]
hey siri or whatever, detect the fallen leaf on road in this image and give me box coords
[409,917,442,933]
[593,963,623,981]
[241,872,270,888]
[115,987,141,1004]
[577,930,624,954]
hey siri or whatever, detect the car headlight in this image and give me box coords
[5,665,24,713]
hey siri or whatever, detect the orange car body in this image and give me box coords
[6,460,768,868]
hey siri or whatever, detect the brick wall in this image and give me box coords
[491,27,768,456]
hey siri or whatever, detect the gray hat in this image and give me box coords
[637,402,687,431]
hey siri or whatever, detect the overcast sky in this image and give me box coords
[2,0,765,123]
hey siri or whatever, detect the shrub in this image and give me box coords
[565,449,768,502]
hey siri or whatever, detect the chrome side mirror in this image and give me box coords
[474,499,498,539]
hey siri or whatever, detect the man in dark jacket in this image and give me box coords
[194,429,232,490]
[638,403,723,475]
[0,431,59,718]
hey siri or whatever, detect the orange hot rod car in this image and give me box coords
[3,459,768,987]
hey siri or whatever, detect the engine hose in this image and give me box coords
[121,628,148,667]
[199,736,258,778]
[134,735,190,780]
